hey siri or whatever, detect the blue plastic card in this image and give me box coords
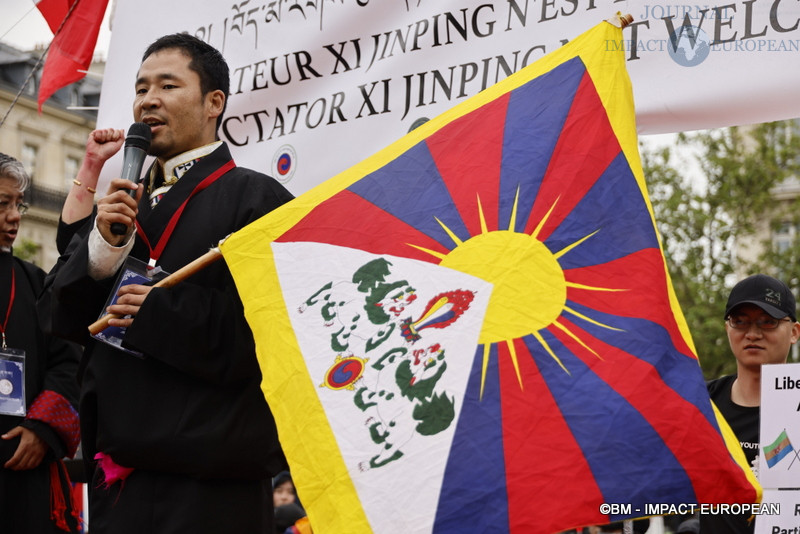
[92,256,168,358]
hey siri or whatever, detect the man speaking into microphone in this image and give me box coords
[39,34,294,534]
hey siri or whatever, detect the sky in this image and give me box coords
[1,0,113,57]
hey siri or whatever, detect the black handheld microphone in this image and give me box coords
[110,122,152,236]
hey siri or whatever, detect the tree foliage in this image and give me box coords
[12,238,41,266]
[641,120,800,379]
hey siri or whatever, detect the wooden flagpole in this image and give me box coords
[607,12,634,28]
[88,246,223,335]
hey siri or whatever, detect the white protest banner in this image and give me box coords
[754,488,800,534]
[756,363,800,534]
[759,362,800,490]
[97,0,800,195]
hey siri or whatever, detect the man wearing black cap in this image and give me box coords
[703,273,800,533]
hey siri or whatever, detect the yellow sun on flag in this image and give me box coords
[409,192,624,395]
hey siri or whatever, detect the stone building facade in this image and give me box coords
[0,41,101,270]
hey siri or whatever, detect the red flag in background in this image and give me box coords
[36,0,109,112]
[35,0,71,33]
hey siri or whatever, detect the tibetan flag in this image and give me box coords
[221,18,760,534]
[36,0,109,112]
[764,430,794,468]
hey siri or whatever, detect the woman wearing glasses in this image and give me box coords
[0,153,82,533]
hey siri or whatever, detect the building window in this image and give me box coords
[64,156,80,189]
[773,221,795,253]
[771,221,800,360]
[791,119,800,167]
[21,144,38,181]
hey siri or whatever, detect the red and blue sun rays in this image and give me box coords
[498,57,586,235]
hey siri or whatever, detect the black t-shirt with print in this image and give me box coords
[702,374,759,534]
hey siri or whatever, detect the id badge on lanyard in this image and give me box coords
[91,256,169,358]
[0,266,25,416]
[0,347,25,416]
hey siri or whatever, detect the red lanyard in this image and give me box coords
[0,268,15,349]
[136,160,234,268]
